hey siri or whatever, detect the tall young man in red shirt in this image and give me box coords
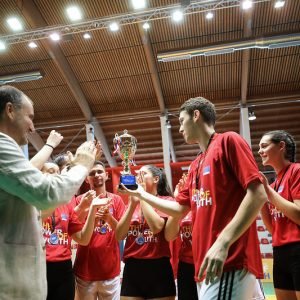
[74,161,125,300]
[120,97,267,299]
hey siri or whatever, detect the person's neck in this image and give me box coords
[274,160,291,175]
[198,127,216,153]
[149,188,158,196]
[0,124,17,144]
[94,187,107,197]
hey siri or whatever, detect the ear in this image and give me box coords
[153,175,159,184]
[5,102,15,120]
[279,141,286,152]
[193,109,201,122]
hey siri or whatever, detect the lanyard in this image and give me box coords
[50,212,56,233]
[195,132,215,190]
[273,164,291,192]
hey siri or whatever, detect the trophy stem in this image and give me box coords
[123,151,130,174]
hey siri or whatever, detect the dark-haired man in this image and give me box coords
[120,97,267,299]
[74,161,125,300]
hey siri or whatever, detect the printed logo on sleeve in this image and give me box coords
[203,165,210,175]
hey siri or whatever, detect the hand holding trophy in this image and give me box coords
[113,130,138,190]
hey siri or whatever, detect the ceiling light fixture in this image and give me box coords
[274,0,285,8]
[109,22,119,32]
[49,33,60,41]
[0,41,6,51]
[83,32,91,39]
[242,0,253,10]
[158,33,300,62]
[7,17,23,32]
[142,22,150,30]
[0,70,44,85]
[28,41,38,48]
[248,110,256,121]
[206,12,214,20]
[66,6,82,21]
[172,10,184,22]
[131,0,147,10]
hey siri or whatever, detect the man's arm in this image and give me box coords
[0,136,95,210]
[30,130,63,170]
[199,181,267,283]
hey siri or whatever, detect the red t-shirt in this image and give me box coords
[73,192,125,281]
[123,196,173,260]
[43,202,83,262]
[269,163,300,247]
[176,132,263,281]
[179,211,193,264]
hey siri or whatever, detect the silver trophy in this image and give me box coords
[113,130,137,189]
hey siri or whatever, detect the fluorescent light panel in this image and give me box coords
[0,71,43,85]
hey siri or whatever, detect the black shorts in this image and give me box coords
[177,261,198,300]
[121,257,176,298]
[273,242,300,291]
[46,259,75,300]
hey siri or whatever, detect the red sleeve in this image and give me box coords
[113,195,126,221]
[74,194,83,206]
[67,206,84,236]
[223,132,262,189]
[290,165,300,199]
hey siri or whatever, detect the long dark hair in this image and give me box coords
[143,165,173,197]
[263,130,296,162]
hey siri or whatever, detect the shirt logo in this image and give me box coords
[203,165,210,175]
[61,213,68,221]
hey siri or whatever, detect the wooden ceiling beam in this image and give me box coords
[138,23,177,171]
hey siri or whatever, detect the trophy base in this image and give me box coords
[119,174,138,190]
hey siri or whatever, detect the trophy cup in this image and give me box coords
[113,130,138,190]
